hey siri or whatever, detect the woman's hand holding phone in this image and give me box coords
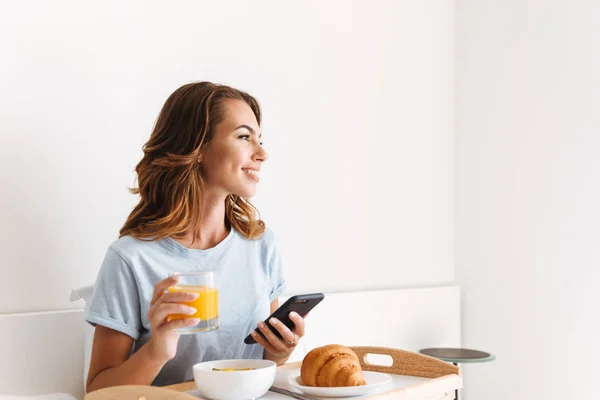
[247,293,324,365]
[251,311,306,365]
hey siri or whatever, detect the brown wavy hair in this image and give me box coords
[119,82,265,241]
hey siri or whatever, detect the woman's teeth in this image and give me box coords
[242,169,259,179]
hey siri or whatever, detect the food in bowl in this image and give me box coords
[301,344,366,387]
[193,359,276,400]
[212,367,255,371]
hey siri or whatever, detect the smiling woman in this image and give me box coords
[120,83,267,242]
[84,82,307,393]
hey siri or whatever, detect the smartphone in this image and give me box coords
[244,293,324,344]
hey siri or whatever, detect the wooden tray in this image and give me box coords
[85,384,198,400]
[167,346,462,400]
[270,346,461,400]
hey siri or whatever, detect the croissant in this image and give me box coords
[300,344,367,387]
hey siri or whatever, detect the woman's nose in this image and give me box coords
[253,144,268,162]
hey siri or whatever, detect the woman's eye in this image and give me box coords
[239,134,263,146]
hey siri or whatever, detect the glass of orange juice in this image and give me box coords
[167,271,219,334]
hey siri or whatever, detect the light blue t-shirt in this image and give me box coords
[85,226,285,386]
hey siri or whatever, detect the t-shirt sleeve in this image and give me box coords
[85,246,142,340]
[266,231,286,302]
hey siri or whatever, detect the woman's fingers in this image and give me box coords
[250,330,279,354]
[254,312,306,354]
[161,291,199,303]
[257,321,288,352]
[148,282,198,321]
[268,318,297,346]
[153,303,197,324]
[150,276,179,306]
[162,317,201,332]
[288,312,305,338]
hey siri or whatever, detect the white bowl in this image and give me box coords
[193,359,276,400]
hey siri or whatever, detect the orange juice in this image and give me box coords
[167,285,219,321]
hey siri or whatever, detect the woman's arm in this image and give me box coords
[269,299,278,316]
[86,276,201,392]
[86,326,166,392]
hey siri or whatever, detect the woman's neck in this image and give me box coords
[173,193,230,250]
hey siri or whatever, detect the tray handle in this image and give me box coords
[350,346,459,379]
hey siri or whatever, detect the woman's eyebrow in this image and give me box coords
[235,124,262,138]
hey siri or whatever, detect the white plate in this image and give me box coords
[288,371,392,398]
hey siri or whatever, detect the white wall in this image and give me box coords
[0,0,455,314]
[456,0,600,399]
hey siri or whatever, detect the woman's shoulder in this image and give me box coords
[235,225,278,247]
[259,225,277,243]
[106,234,165,261]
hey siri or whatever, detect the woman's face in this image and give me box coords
[201,99,268,199]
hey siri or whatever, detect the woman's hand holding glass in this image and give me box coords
[146,276,200,363]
